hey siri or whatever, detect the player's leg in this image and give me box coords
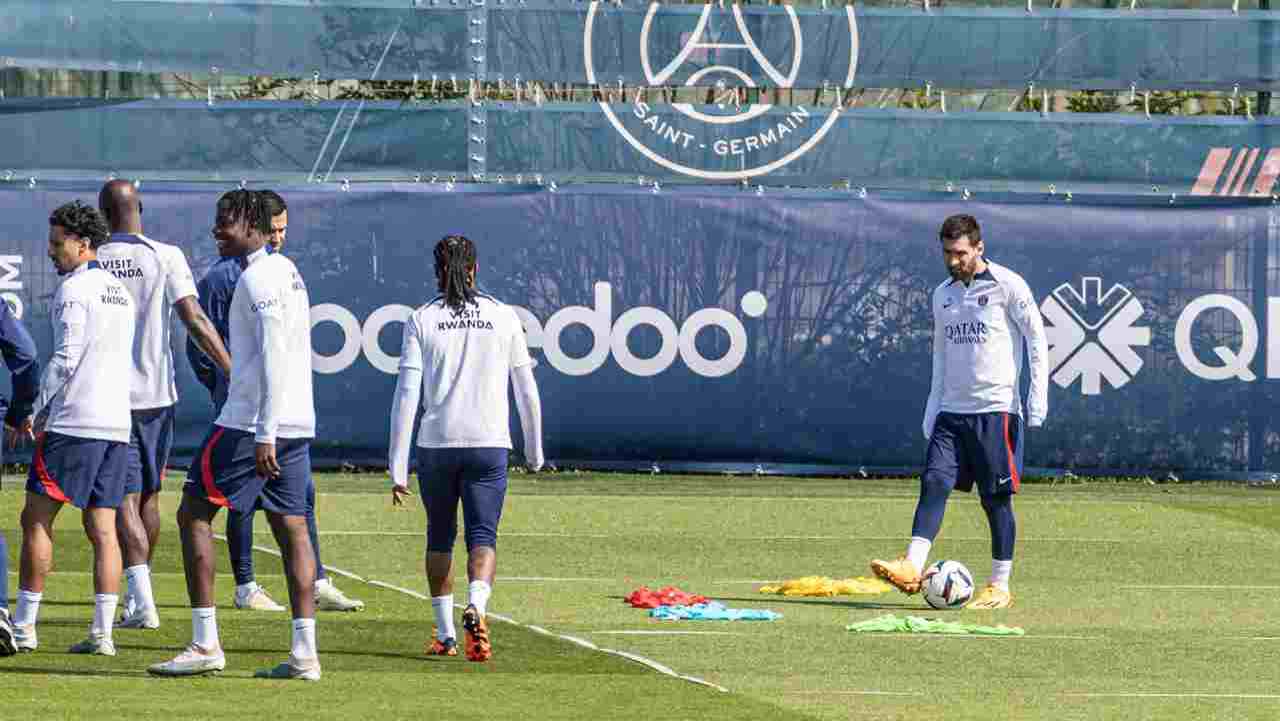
[966,412,1020,610]
[15,491,62,652]
[77,506,122,655]
[255,439,320,681]
[227,505,285,611]
[871,414,962,594]
[140,406,175,565]
[310,478,364,612]
[419,447,462,656]
[459,448,508,662]
[117,411,148,623]
[0,530,13,657]
[150,426,258,676]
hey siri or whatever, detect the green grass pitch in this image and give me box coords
[3,472,1279,720]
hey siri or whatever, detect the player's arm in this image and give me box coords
[0,300,39,445]
[388,316,423,506]
[251,277,289,478]
[921,291,945,440]
[31,291,88,435]
[509,310,543,471]
[1009,277,1049,427]
[176,297,231,377]
[166,248,232,378]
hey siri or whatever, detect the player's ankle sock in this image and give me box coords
[125,564,155,612]
[314,577,330,593]
[468,581,491,617]
[192,607,219,650]
[14,589,42,627]
[91,594,118,637]
[905,537,932,574]
[291,618,317,659]
[990,559,1013,591]
[235,581,260,601]
[432,595,456,640]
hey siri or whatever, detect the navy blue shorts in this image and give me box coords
[185,425,312,516]
[125,405,175,496]
[416,447,508,553]
[925,412,1023,497]
[26,431,128,509]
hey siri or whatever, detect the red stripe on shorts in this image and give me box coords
[1003,413,1020,492]
[201,428,231,508]
[34,433,70,503]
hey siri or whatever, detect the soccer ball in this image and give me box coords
[922,560,974,609]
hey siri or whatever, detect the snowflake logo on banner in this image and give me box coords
[1040,278,1151,396]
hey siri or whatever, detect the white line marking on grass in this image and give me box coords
[212,534,367,583]
[284,531,1127,544]
[341,570,730,692]
[592,631,747,637]
[1123,585,1280,590]
[789,690,923,697]
[503,576,611,582]
[1064,693,1280,700]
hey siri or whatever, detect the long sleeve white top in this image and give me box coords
[922,260,1049,439]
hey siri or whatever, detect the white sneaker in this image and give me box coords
[0,609,15,657]
[316,579,365,612]
[68,633,116,656]
[147,643,227,676]
[254,655,321,681]
[118,605,161,630]
[13,623,36,652]
[234,586,286,612]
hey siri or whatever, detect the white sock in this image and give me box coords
[291,618,317,660]
[192,607,219,650]
[468,580,492,617]
[905,537,932,574]
[991,559,1013,591]
[235,582,260,600]
[431,595,456,641]
[125,565,155,613]
[14,590,42,627]
[92,594,118,638]
[314,577,331,592]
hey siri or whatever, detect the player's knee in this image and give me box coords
[426,525,458,553]
[980,493,1012,513]
[464,529,496,552]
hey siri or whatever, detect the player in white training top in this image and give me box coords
[388,234,543,661]
[12,201,136,657]
[870,214,1048,609]
[95,180,232,631]
[149,190,320,680]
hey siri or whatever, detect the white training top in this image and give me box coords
[96,233,198,409]
[399,294,533,449]
[214,246,315,444]
[922,260,1049,439]
[34,260,136,443]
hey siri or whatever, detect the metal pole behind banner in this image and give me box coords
[1251,216,1270,471]
[1262,0,1273,116]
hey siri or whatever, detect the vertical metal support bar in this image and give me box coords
[1250,213,1273,471]
[468,0,489,182]
[1261,0,1273,116]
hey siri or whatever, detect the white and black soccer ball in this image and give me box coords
[922,560,974,609]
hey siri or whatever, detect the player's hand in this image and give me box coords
[5,416,34,450]
[255,442,281,479]
[391,484,413,507]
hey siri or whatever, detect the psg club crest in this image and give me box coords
[583,2,859,180]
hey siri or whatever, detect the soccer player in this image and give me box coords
[150,190,321,679]
[0,295,40,657]
[388,235,544,661]
[211,191,363,613]
[12,201,135,656]
[96,180,232,630]
[870,214,1048,610]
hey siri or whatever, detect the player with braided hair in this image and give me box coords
[387,234,543,661]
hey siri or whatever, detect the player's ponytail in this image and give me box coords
[433,235,477,312]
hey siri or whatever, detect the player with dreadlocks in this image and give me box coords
[387,234,544,661]
[151,189,322,680]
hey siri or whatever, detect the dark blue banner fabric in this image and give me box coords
[0,183,1274,474]
[2,2,1275,90]
[0,99,1276,192]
